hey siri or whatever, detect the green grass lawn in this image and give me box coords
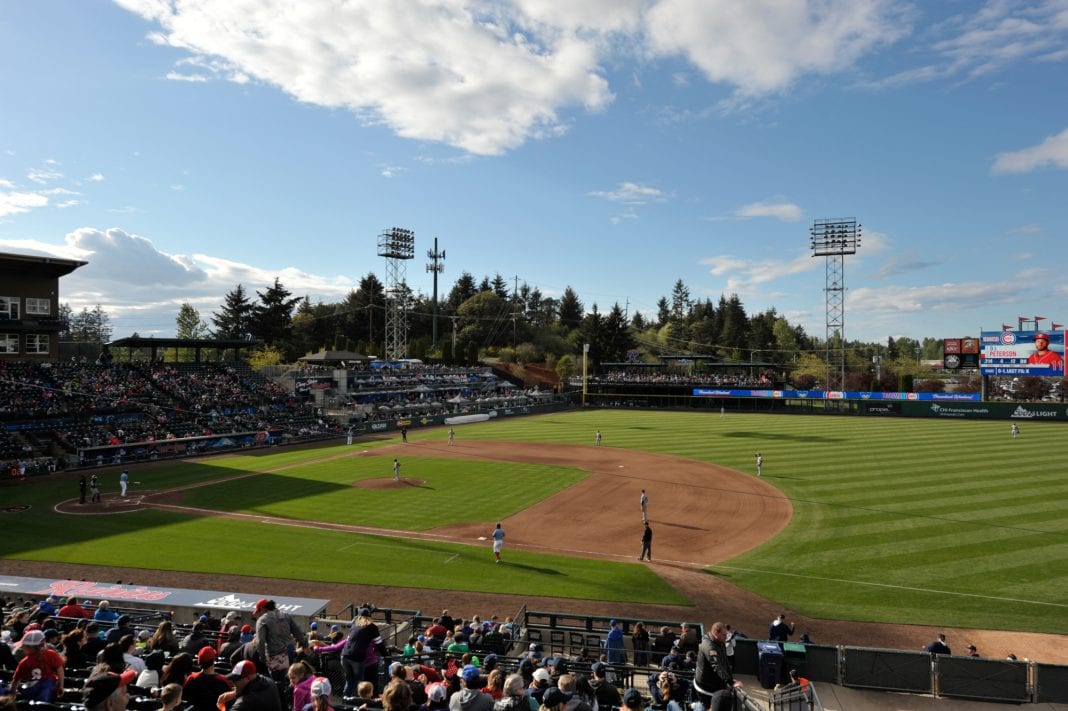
[6,409,1068,632]
[441,409,1068,633]
[1,442,683,606]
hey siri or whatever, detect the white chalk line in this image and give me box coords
[713,565,1068,608]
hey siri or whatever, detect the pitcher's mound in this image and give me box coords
[355,478,425,489]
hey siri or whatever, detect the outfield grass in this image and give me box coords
[6,409,1067,632]
[441,409,1068,633]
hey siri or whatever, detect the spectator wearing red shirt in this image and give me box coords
[58,596,90,619]
[12,630,65,702]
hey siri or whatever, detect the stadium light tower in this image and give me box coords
[426,238,445,349]
[811,218,861,391]
[378,227,415,359]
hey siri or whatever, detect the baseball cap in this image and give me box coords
[253,598,270,615]
[1035,332,1050,340]
[19,630,46,647]
[311,677,332,697]
[483,653,498,670]
[144,650,167,672]
[591,662,606,677]
[227,660,258,681]
[197,646,217,666]
[543,688,571,707]
[622,689,643,708]
[428,684,447,702]
[358,606,372,617]
[461,664,481,683]
[532,668,552,685]
[84,670,137,707]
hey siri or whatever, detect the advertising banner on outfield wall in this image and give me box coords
[897,401,1068,420]
[692,389,982,402]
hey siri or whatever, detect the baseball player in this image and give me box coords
[756,453,763,477]
[448,428,455,445]
[491,523,505,563]
[640,489,648,523]
[119,470,129,497]
[393,458,401,481]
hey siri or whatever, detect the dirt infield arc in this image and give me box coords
[30,439,1068,664]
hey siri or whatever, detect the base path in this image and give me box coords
[415,440,792,565]
[19,438,1068,664]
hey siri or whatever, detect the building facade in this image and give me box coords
[0,252,87,362]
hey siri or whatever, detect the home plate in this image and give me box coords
[477,536,487,541]
[618,465,624,468]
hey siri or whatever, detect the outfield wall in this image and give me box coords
[359,399,572,435]
[584,384,1068,421]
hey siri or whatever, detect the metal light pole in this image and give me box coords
[378,227,414,359]
[811,218,861,391]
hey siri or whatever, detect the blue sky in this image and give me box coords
[1,0,1066,344]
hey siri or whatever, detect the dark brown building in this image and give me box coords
[0,252,87,362]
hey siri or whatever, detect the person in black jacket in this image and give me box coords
[222,660,280,711]
[693,623,741,711]
[340,608,389,701]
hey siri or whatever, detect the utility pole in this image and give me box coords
[426,238,445,349]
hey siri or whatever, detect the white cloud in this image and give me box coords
[89,173,106,182]
[872,253,939,279]
[700,251,816,288]
[0,178,15,189]
[116,0,615,156]
[0,186,48,218]
[645,0,907,96]
[589,181,668,204]
[864,1,1068,89]
[0,227,358,336]
[849,281,1026,315]
[735,200,803,222]
[57,199,84,209]
[27,164,64,184]
[991,127,1068,173]
[1009,223,1042,234]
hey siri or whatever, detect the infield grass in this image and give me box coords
[6,409,1068,633]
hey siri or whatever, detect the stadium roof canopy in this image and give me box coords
[107,336,263,363]
[298,349,371,363]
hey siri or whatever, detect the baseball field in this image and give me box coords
[6,408,1068,659]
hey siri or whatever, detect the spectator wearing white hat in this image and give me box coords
[12,629,65,702]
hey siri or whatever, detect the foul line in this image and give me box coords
[712,565,1068,608]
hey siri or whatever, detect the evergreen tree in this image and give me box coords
[603,303,634,362]
[445,272,479,313]
[66,304,113,343]
[250,278,301,347]
[558,287,584,330]
[656,296,670,328]
[670,279,691,322]
[212,284,254,339]
[491,273,510,299]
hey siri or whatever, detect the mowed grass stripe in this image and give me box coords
[8,511,683,604]
[8,408,1068,632]
[176,456,586,531]
[456,410,1068,632]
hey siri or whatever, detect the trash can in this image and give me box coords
[782,641,807,676]
[758,641,784,689]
